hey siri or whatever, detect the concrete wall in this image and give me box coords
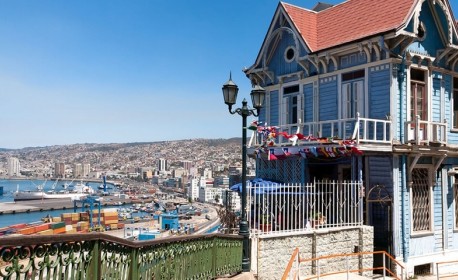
[252,226,373,280]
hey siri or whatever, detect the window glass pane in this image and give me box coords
[284,85,299,95]
[412,168,430,232]
[411,69,425,81]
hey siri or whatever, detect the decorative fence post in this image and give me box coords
[129,246,139,280]
[87,240,101,279]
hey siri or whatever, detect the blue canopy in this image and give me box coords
[230,178,280,194]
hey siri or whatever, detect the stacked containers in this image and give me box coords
[50,221,66,234]
[103,209,118,229]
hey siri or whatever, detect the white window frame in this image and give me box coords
[342,79,364,119]
[407,67,430,123]
[281,84,303,128]
[454,177,458,231]
[452,77,458,131]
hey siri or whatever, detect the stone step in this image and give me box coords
[216,272,256,280]
[304,274,396,279]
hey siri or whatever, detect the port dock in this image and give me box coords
[0,196,148,215]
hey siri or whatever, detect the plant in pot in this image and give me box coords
[310,212,326,228]
[260,214,272,232]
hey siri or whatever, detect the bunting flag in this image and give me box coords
[260,145,363,160]
[251,121,363,160]
[268,148,278,160]
[248,120,258,130]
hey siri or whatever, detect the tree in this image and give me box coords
[214,194,220,204]
[216,206,238,234]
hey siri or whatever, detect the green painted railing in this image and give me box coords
[0,233,243,279]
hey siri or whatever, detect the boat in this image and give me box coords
[13,181,95,201]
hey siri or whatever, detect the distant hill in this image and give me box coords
[0,138,243,153]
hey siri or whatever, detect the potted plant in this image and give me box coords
[310,212,326,228]
[260,214,272,232]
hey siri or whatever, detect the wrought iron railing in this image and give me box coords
[0,233,242,279]
[247,180,364,236]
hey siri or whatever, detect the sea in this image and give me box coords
[0,178,126,228]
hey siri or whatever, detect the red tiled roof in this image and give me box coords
[282,0,418,52]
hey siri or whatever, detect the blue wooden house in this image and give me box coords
[243,0,458,275]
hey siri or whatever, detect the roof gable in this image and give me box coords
[283,0,418,52]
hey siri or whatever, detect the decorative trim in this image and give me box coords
[319,76,337,84]
[370,64,390,72]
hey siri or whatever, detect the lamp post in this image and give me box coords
[222,73,265,272]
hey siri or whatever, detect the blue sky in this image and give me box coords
[0,0,455,149]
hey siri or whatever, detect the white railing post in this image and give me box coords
[415,115,421,145]
[444,119,448,144]
[346,255,350,280]
[382,253,386,279]
[352,113,360,143]
[436,263,440,280]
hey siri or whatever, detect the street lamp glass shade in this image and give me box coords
[222,78,239,106]
[250,85,266,110]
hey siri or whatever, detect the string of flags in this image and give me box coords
[249,120,363,160]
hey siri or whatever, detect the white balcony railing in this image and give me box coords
[404,115,447,145]
[247,180,364,236]
[249,113,392,147]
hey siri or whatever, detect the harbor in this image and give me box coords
[0,192,221,239]
[0,195,146,215]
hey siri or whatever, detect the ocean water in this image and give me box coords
[0,179,121,228]
[0,179,111,203]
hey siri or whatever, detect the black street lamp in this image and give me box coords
[222,73,265,272]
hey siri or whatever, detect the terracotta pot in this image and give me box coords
[260,224,272,232]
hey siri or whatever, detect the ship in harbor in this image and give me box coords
[13,181,96,201]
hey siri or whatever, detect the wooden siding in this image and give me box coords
[406,2,445,58]
[339,52,367,69]
[318,76,338,121]
[270,90,279,126]
[432,72,442,123]
[433,176,443,252]
[397,156,410,258]
[267,32,301,78]
[304,83,313,123]
[392,157,402,259]
[369,64,391,119]
[367,156,393,192]
[445,74,458,143]
[446,167,456,249]
[395,64,408,142]
[409,235,435,256]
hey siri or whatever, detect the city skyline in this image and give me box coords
[0,0,342,149]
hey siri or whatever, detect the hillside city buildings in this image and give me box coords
[0,139,246,210]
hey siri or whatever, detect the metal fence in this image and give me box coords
[0,233,243,279]
[248,180,364,236]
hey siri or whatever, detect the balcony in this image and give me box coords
[404,115,447,145]
[249,114,392,148]
[0,233,242,279]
